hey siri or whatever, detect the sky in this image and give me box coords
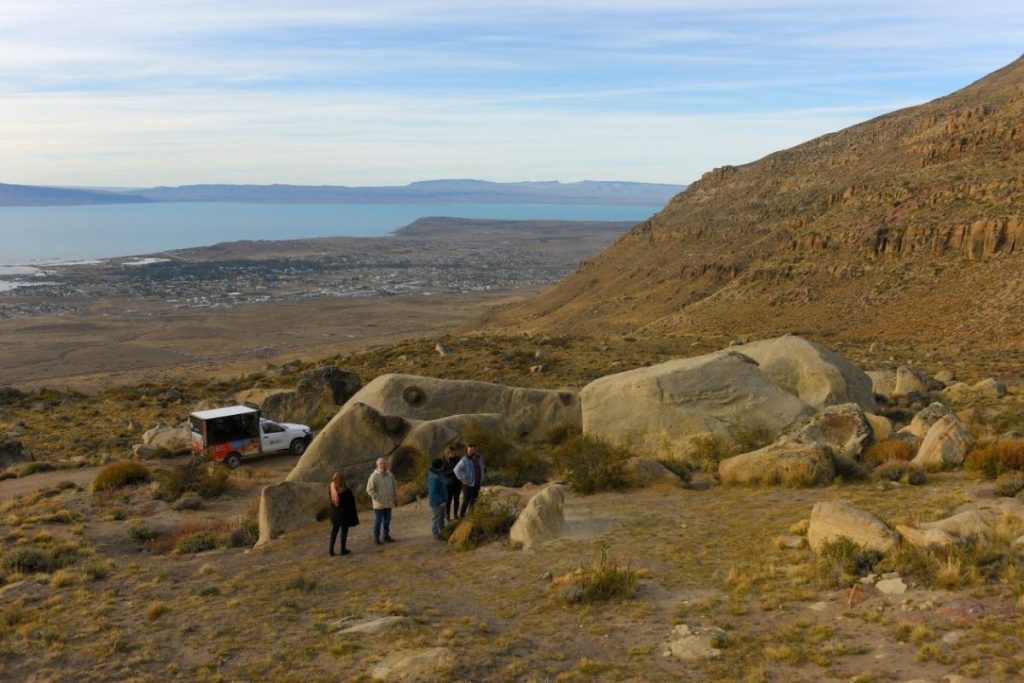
[2,1,1023,187]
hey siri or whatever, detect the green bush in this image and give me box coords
[965,440,1024,479]
[486,444,551,488]
[3,544,82,574]
[558,544,638,604]
[174,532,219,554]
[228,517,260,548]
[93,462,152,492]
[459,492,519,549]
[553,435,633,495]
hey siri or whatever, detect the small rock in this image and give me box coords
[875,576,908,595]
[666,624,724,661]
[941,630,965,646]
[972,378,1007,399]
[808,601,829,612]
[776,535,806,550]
[370,647,456,681]
[332,615,413,635]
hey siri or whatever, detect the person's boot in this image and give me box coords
[340,547,351,555]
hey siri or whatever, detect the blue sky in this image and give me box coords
[2,1,1023,186]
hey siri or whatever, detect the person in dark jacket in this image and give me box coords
[428,458,448,540]
[329,471,359,556]
[442,444,463,521]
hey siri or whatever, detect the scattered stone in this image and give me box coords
[236,365,362,427]
[894,366,944,396]
[941,630,965,646]
[448,520,474,547]
[370,647,456,682]
[972,377,1007,398]
[934,370,955,384]
[333,615,414,635]
[808,601,829,612]
[919,510,990,539]
[864,412,893,441]
[775,535,806,550]
[895,524,955,548]
[132,444,167,460]
[867,369,897,397]
[911,414,974,470]
[434,342,450,357]
[666,624,724,661]
[906,402,951,438]
[0,434,33,469]
[807,500,898,554]
[876,576,908,595]
[624,457,682,486]
[141,424,191,455]
[509,484,565,550]
[940,382,973,402]
[789,403,873,458]
[720,441,835,487]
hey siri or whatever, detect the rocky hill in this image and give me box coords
[485,55,1024,352]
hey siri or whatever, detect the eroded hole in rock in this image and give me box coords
[558,392,574,407]
[402,385,426,406]
[389,447,422,481]
[382,415,409,436]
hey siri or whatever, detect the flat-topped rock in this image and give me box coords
[808,500,898,553]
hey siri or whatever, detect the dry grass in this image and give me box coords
[965,439,1024,478]
[862,439,917,466]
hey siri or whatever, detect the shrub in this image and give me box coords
[872,460,927,485]
[552,434,633,495]
[965,440,1024,479]
[486,444,551,488]
[93,462,151,492]
[145,601,168,621]
[993,472,1024,497]
[458,492,519,549]
[687,433,736,473]
[127,519,157,543]
[172,492,204,511]
[174,531,219,554]
[814,538,884,588]
[228,516,259,548]
[18,461,56,477]
[463,426,515,470]
[863,440,917,467]
[557,544,638,604]
[3,543,82,574]
[83,558,113,581]
[152,460,230,501]
[733,423,773,453]
[547,422,581,445]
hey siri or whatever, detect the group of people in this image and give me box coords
[327,443,485,556]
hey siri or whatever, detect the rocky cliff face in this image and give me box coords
[485,55,1024,348]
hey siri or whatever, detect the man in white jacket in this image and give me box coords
[366,457,398,544]
[454,443,484,517]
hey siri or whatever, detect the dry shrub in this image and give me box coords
[687,433,736,473]
[3,543,83,574]
[145,601,168,621]
[127,519,157,543]
[555,544,637,604]
[863,439,917,467]
[552,434,633,494]
[966,440,1024,479]
[92,462,151,492]
[152,460,230,501]
[873,460,927,485]
[486,444,551,488]
[456,492,519,549]
[813,538,884,588]
[993,472,1024,497]
[546,422,581,445]
[148,520,227,554]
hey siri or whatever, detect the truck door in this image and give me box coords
[260,421,287,453]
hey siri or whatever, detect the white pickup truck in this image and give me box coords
[190,405,314,468]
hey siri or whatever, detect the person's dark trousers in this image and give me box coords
[458,485,480,518]
[329,523,349,554]
[446,481,462,520]
[373,508,392,541]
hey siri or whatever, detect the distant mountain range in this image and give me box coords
[0,179,684,207]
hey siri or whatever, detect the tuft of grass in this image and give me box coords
[49,569,75,589]
[553,434,633,495]
[174,531,219,554]
[687,433,736,473]
[873,460,927,485]
[965,440,1024,479]
[286,575,317,592]
[557,544,638,605]
[145,601,168,621]
[456,492,520,549]
[863,440,917,466]
[547,422,581,445]
[83,558,113,581]
[227,515,259,548]
[993,472,1024,497]
[93,461,151,492]
[172,492,204,511]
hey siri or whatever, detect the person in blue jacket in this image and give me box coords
[427,458,448,540]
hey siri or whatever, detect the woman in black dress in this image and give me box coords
[329,471,359,556]
[442,444,463,521]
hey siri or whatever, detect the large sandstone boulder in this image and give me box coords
[864,413,893,441]
[141,424,191,455]
[894,366,943,396]
[788,403,872,458]
[581,351,814,458]
[719,441,835,487]
[236,366,361,428]
[257,481,327,545]
[391,413,510,479]
[807,500,898,553]
[733,335,877,411]
[911,414,974,471]
[349,374,580,441]
[972,378,1007,399]
[509,484,565,549]
[624,457,683,486]
[286,402,408,484]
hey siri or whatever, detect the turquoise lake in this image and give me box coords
[0,202,659,264]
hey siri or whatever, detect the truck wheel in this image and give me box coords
[225,453,241,469]
[289,438,308,456]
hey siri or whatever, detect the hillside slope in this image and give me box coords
[485,56,1024,350]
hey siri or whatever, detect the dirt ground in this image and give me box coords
[2,460,1019,682]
